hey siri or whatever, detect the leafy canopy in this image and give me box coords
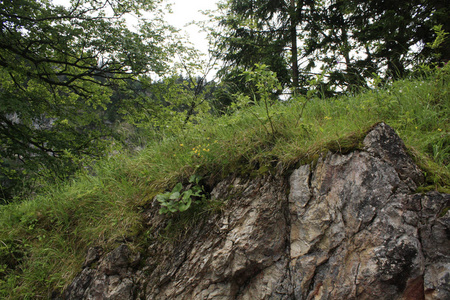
[0,0,175,201]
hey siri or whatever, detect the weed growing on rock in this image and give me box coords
[156,175,206,214]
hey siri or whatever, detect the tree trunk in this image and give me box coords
[290,0,299,95]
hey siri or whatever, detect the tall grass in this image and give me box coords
[0,66,449,298]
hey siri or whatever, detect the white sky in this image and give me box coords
[165,0,218,54]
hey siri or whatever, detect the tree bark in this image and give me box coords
[290,0,299,95]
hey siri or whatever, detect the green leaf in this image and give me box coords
[156,194,168,203]
[182,190,193,200]
[169,192,181,200]
[172,183,183,193]
[178,198,192,212]
[189,174,201,184]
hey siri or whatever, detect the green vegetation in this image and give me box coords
[2,0,448,202]
[156,174,207,214]
[1,0,449,298]
[0,63,449,298]
[208,0,450,95]
[0,0,179,202]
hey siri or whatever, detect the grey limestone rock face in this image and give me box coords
[61,123,449,299]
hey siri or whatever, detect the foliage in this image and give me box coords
[0,0,176,202]
[0,65,448,298]
[206,0,298,93]
[427,25,450,60]
[208,0,450,95]
[231,64,281,137]
[120,37,220,140]
[156,175,207,214]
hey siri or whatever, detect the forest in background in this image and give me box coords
[1,0,449,203]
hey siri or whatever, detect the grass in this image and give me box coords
[0,65,449,298]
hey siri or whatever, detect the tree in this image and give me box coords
[0,0,175,201]
[301,0,374,93]
[210,0,303,94]
[303,0,449,92]
[210,0,449,96]
[355,0,449,70]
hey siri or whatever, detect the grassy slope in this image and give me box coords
[0,67,449,298]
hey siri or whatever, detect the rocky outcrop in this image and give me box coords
[61,123,450,299]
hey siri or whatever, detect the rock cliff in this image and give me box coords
[61,123,450,300]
